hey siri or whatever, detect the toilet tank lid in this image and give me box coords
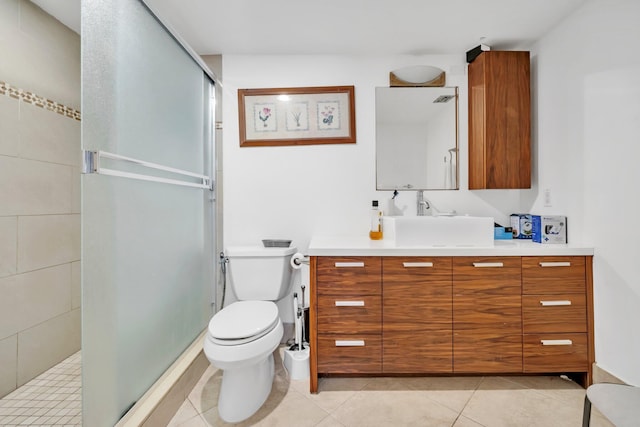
[225,246,297,257]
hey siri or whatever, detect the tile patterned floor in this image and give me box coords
[169,347,616,427]
[0,352,81,427]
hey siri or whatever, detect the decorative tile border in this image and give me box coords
[0,81,81,121]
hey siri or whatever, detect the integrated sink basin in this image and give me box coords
[382,215,494,247]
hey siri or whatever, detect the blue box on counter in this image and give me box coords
[532,215,567,244]
[510,214,533,239]
[494,227,513,240]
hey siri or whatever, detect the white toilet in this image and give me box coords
[203,245,296,423]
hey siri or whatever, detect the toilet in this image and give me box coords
[203,245,296,423]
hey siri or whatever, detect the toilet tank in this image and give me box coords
[225,246,297,301]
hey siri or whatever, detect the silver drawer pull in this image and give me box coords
[539,262,571,267]
[335,340,365,347]
[541,339,573,346]
[473,262,504,268]
[540,300,572,306]
[403,262,433,268]
[335,301,365,307]
[334,262,365,268]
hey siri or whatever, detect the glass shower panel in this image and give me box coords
[81,0,214,425]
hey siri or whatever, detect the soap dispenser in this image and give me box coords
[369,200,383,240]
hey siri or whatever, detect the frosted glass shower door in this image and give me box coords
[81,0,215,425]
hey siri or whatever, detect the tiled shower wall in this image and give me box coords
[0,0,81,398]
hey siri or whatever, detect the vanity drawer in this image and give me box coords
[317,257,381,296]
[317,335,381,373]
[382,257,452,280]
[453,257,522,293]
[523,333,588,372]
[522,294,587,334]
[522,256,586,294]
[317,295,381,334]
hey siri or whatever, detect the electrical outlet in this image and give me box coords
[544,188,552,207]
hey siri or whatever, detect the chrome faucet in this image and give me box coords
[417,191,457,216]
[416,191,430,216]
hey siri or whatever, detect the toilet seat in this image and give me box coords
[208,301,279,346]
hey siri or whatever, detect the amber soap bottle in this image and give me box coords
[369,200,383,240]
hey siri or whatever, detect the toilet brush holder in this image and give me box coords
[283,347,309,380]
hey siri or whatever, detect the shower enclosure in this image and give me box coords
[81,0,217,425]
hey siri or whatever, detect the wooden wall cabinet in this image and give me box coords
[468,51,531,189]
[310,255,594,394]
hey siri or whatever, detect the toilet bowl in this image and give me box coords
[203,246,295,423]
[204,301,283,422]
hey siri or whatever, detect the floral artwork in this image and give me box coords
[253,103,277,132]
[317,101,341,130]
[286,102,309,131]
[239,86,355,146]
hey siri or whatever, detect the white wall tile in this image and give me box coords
[0,96,20,156]
[19,1,80,56]
[0,216,17,278]
[0,0,19,37]
[0,334,17,398]
[17,308,80,387]
[71,260,80,309]
[0,156,72,216]
[0,264,71,340]
[19,103,80,166]
[0,1,80,110]
[17,214,80,272]
[71,167,80,214]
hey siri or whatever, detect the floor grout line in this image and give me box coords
[0,351,82,427]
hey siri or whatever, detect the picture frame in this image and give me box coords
[238,86,356,147]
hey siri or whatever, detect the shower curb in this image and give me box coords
[115,330,208,427]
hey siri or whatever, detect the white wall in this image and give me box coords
[221,55,531,321]
[532,0,640,385]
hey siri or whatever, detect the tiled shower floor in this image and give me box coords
[0,351,81,426]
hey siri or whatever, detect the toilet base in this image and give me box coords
[218,352,275,423]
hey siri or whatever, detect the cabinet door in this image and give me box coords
[468,51,531,189]
[382,257,453,373]
[453,257,522,372]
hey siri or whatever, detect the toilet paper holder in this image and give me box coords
[291,252,309,267]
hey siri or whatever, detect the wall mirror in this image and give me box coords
[376,86,459,190]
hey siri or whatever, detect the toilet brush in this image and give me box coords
[290,293,300,351]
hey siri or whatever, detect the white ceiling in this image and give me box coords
[31,0,585,55]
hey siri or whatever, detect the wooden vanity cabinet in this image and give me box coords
[315,257,382,374]
[521,256,590,375]
[452,257,523,373]
[468,50,531,189]
[382,257,452,373]
[310,254,594,393]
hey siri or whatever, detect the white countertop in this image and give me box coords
[308,235,594,257]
